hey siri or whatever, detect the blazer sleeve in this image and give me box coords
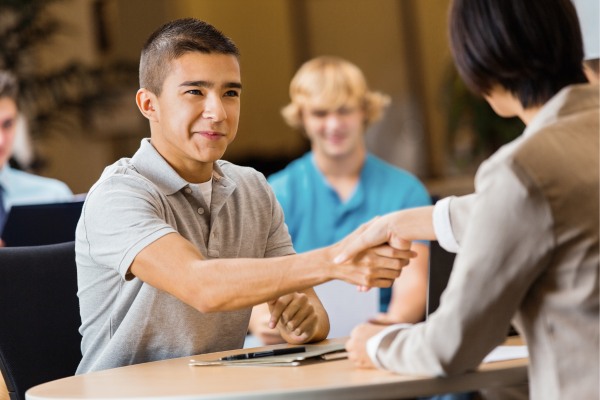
[371,158,554,376]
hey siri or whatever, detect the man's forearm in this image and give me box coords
[132,233,334,313]
[189,252,333,313]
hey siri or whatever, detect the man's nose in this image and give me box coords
[202,93,227,122]
[324,114,342,131]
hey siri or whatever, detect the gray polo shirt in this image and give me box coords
[75,138,295,374]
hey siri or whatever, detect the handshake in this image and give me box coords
[258,214,420,344]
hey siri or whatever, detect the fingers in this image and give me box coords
[289,313,318,339]
[285,302,313,333]
[268,295,294,329]
[334,218,389,264]
[269,293,314,336]
[372,245,416,260]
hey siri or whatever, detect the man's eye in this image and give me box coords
[3,120,14,129]
[187,90,202,95]
[224,90,239,97]
[311,111,328,118]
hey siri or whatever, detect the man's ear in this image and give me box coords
[136,88,159,122]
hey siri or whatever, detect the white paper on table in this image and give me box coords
[483,345,528,363]
[314,280,380,339]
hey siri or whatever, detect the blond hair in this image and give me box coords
[281,56,391,129]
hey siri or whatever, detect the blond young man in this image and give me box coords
[249,57,431,345]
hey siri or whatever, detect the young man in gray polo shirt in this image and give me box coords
[75,18,413,374]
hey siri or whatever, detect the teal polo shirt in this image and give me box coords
[268,152,431,311]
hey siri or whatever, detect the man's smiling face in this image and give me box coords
[152,52,242,166]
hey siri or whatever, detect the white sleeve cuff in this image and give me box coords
[366,323,413,370]
[433,197,461,253]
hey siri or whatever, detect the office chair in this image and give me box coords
[0,242,82,400]
[426,240,456,317]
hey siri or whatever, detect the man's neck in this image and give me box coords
[149,137,214,184]
[313,143,366,201]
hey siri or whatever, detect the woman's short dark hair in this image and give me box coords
[449,0,588,108]
[140,18,239,96]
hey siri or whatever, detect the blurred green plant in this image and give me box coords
[441,65,525,169]
[0,0,137,147]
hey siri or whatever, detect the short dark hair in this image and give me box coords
[140,18,240,96]
[449,0,588,108]
[0,70,18,106]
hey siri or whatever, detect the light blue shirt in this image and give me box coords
[268,152,431,311]
[0,164,73,213]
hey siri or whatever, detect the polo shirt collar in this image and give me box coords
[131,139,236,200]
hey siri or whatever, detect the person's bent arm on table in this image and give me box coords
[340,163,551,374]
[131,222,416,345]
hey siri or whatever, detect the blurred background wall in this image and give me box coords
[2,0,494,196]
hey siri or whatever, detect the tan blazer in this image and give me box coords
[373,83,599,400]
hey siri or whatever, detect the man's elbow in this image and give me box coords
[186,292,225,314]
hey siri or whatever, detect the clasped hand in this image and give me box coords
[267,292,320,344]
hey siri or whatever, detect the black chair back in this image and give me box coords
[426,240,456,318]
[0,242,82,400]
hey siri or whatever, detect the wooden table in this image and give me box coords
[26,337,527,400]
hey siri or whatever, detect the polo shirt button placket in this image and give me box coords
[197,207,204,215]
[185,188,192,194]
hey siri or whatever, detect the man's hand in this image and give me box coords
[334,244,415,288]
[0,239,5,247]
[268,291,324,344]
[333,207,436,287]
[248,303,287,346]
[346,323,388,369]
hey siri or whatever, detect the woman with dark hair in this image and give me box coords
[342,0,599,399]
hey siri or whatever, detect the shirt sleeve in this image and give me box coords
[262,175,296,258]
[372,158,554,376]
[432,197,461,253]
[80,174,177,280]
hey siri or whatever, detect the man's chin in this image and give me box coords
[191,148,228,164]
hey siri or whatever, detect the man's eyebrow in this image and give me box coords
[178,81,242,90]
[224,82,242,90]
[179,80,213,88]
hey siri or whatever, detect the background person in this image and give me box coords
[0,70,73,245]
[341,1,598,399]
[248,57,430,345]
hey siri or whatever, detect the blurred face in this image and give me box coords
[0,97,17,168]
[143,52,241,166]
[301,99,365,159]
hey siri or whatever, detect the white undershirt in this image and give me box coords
[197,177,213,207]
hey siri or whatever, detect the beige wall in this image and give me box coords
[413,0,453,178]
[31,0,455,193]
[171,0,307,161]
